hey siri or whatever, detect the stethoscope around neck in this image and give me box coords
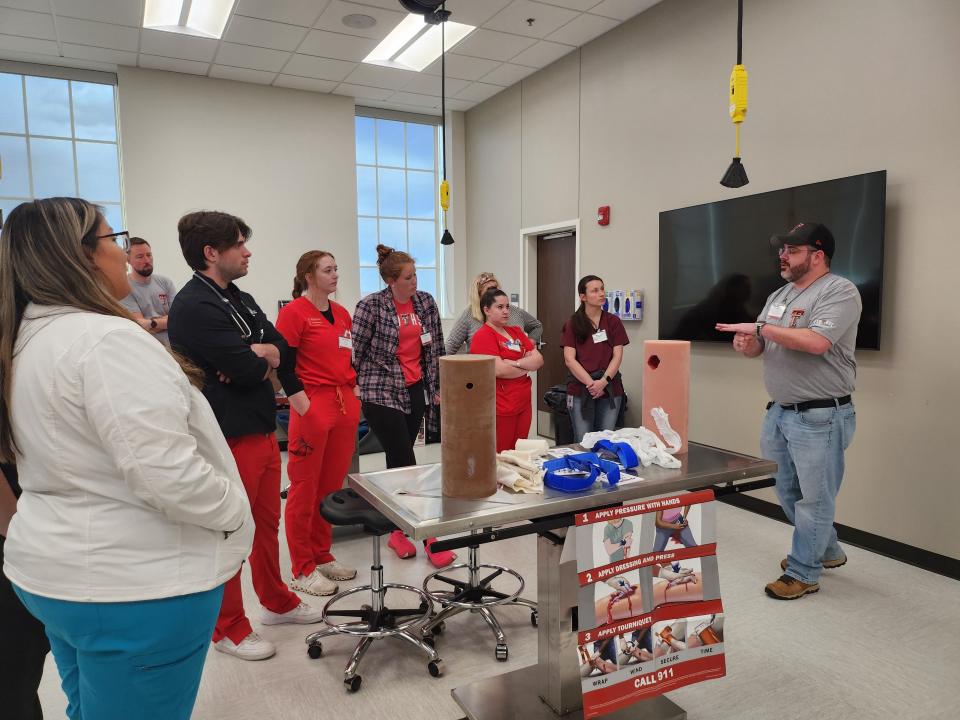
[194,271,262,342]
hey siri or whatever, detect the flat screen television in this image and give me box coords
[659,171,885,349]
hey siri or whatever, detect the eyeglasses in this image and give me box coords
[97,230,130,252]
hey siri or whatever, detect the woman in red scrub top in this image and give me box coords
[470,288,544,452]
[277,251,360,597]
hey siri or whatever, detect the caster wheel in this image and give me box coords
[307,642,323,659]
[422,635,436,648]
[427,660,444,677]
[531,611,538,628]
[495,643,508,662]
[431,621,445,636]
[419,600,429,612]
[345,675,362,692]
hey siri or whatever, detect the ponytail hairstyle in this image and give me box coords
[479,287,508,317]
[469,272,498,323]
[569,275,604,342]
[292,250,334,298]
[376,244,415,283]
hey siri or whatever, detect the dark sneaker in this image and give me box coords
[781,552,847,572]
[765,574,819,600]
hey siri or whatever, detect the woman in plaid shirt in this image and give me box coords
[352,245,454,567]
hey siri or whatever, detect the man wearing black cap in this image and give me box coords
[717,222,861,600]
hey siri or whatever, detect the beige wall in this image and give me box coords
[464,0,960,559]
[118,67,359,317]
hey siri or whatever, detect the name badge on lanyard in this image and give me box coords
[420,332,432,345]
[767,303,787,320]
[592,329,608,344]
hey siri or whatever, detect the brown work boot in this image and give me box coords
[765,574,819,600]
[780,552,847,572]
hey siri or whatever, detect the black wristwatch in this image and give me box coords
[150,318,158,330]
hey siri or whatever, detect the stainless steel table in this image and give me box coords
[347,442,776,720]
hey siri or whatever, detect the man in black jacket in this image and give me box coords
[169,211,322,662]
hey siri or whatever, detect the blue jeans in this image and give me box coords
[13,585,224,720]
[760,401,856,584]
[569,393,623,444]
[653,525,698,552]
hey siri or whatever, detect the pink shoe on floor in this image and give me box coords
[424,538,456,568]
[388,530,417,558]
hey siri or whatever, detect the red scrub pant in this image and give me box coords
[213,433,300,645]
[285,385,361,579]
[496,404,532,453]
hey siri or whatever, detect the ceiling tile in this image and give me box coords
[333,83,393,101]
[210,65,276,84]
[225,15,307,51]
[51,0,142,27]
[546,12,618,45]
[589,0,661,21]
[62,43,137,66]
[483,0,579,39]
[0,33,58,55]
[0,1,51,11]
[479,62,537,86]
[442,0,513,27]
[0,47,114,71]
[401,72,469,97]
[214,43,291,72]
[0,7,55,39]
[445,97,472,112]
[389,91,444,110]
[536,0,601,10]
[455,81,504,103]
[299,29,377,62]
[235,0,329,26]
[138,54,210,76]
[453,29,536,62]
[234,0,328,27]
[139,29,219,62]
[510,39,574,68]
[423,53,502,82]
[343,63,418,90]
[283,53,356,80]
[273,75,338,92]
[314,1,405,41]
[55,17,140,52]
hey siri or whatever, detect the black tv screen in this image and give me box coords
[659,171,885,349]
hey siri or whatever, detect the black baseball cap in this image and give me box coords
[770,222,835,259]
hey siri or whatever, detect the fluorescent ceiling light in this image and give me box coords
[143,0,236,39]
[364,14,475,73]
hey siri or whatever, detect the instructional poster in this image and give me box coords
[573,490,725,719]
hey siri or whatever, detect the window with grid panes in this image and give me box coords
[0,71,123,231]
[355,115,443,308]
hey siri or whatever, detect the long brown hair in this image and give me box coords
[0,198,198,462]
[292,250,334,298]
[569,275,604,342]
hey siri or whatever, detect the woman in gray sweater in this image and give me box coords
[445,271,542,355]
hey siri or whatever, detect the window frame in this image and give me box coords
[354,106,448,315]
[0,61,123,230]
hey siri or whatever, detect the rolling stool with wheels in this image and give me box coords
[421,530,538,661]
[304,488,443,692]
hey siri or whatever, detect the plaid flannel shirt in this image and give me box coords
[353,287,445,434]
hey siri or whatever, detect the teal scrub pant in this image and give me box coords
[13,584,224,720]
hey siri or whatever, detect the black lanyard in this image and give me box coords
[193,272,263,342]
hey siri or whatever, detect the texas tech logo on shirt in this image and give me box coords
[397,311,422,328]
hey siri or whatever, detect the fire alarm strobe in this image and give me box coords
[597,206,610,226]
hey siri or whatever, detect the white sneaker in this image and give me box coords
[290,568,338,596]
[214,632,276,661]
[318,560,357,581]
[261,601,325,626]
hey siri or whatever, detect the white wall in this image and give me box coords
[118,67,358,317]
[464,0,960,560]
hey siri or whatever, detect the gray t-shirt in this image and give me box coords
[603,519,634,562]
[758,273,862,403]
[120,274,177,345]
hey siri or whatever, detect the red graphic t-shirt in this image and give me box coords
[393,298,424,386]
[470,324,535,415]
[276,296,356,389]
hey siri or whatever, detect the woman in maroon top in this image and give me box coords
[560,275,629,443]
[470,289,544,451]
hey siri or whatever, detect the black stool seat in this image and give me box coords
[321,489,395,535]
